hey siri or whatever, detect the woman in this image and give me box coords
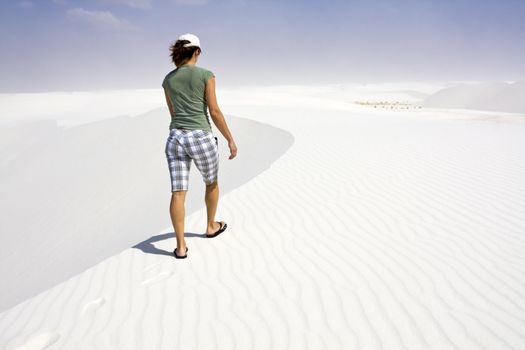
[163,33,237,259]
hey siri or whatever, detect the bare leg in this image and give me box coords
[170,190,187,255]
[205,181,224,234]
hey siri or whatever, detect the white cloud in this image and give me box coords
[98,0,153,10]
[175,0,208,5]
[19,1,33,8]
[66,7,135,30]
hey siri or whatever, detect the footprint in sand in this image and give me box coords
[81,297,106,316]
[141,270,173,286]
[13,331,60,350]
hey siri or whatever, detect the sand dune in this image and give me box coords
[0,89,165,129]
[423,81,525,114]
[1,84,525,349]
[0,110,293,312]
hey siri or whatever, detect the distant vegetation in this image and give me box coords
[354,101,422,110]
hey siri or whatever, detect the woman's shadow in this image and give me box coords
[132,231,206,257]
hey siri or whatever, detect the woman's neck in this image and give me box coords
[180,59,197,67]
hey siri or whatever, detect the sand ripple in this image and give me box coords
[1,108,524,349]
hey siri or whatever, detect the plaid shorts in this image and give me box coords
[165,128,219,191]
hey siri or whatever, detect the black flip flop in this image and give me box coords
[206,221,227,238]
[173,246,188,259]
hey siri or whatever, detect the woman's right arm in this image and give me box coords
[205,76,237,160]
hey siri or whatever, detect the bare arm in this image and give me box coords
[205,76,237,159]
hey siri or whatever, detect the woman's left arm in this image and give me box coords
[164,88,174,116]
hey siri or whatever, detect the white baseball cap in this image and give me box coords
[178,33,201,48]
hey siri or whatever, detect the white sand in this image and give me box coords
[1,83,525,349]
[423,81,525,114]
[0,89,165,129]
[0,109,293,312]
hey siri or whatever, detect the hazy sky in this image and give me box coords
[1,0,524,92]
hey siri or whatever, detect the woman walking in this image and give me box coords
[163,33,237,259]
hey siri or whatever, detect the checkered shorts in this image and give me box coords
[165,128,219,191]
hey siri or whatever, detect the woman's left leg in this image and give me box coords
[170,190,187,255]
[165,128,192,256]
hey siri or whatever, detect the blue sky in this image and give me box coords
[1,0,524,92]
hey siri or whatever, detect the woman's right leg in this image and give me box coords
[182,130,223,234]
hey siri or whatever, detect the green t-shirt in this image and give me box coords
[162,64,215,131]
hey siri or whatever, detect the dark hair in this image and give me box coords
[169,40,202,67]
